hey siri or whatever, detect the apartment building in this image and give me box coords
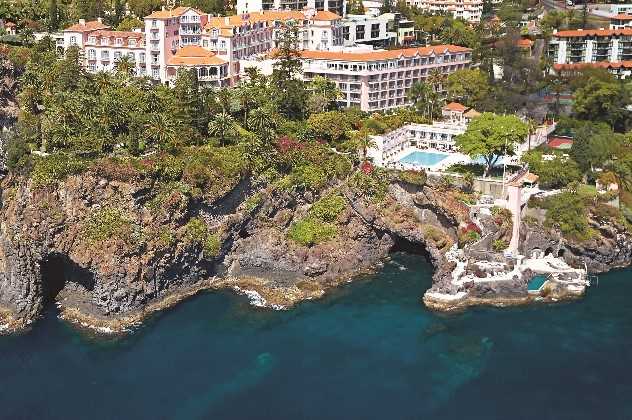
[236,0,345,17]
[144,7,207,82]
[610,14,632,30]
[405,0,483,23]
[342,13,396,47]
[301,45,472,111]
[548,28,632,78]
[84,31,147,76]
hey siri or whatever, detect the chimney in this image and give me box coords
[79,18,86,25]
[162,6,166,11]
[97,17,103,23]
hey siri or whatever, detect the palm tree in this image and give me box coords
[207,111,235,146]
[248,107,276,141]
[609,157,632,210]
[351,128,376,162]
[427,68,447,94]
[115,55,135,77]
[407,81,432,118]
[145,113,180,152]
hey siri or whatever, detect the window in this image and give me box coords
[88,49,96,59]
[152,68,159,78]
[355,25,364,40]
[115,38,123,46]
[129,38,136,47]
[139,53,146,62]
[114,51,122,61]
[203,40,208,47]
[152,19,157,28]
[70,36,77,45]
[88,36,96,44]
[101,51,109,60]
[101,38,108,45]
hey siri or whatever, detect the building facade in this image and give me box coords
[610,14,632,30]
[548,28,632,79]
[404,0,483,23]
[342,13,396,47]
[236,0,345,17]
[301,45,472,111]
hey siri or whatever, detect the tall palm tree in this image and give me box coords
[145,113,180,152]
[427,68,447,94]
[207,111,235,146]
[115,55,135,77]
[406,81,432,118]
[248,107,276,141]
[351,128,376,161]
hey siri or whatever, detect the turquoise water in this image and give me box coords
[400,151,448,167]
[1,253,632,419]
[528,274,548,291]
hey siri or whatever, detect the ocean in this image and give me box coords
[0,253,631,420]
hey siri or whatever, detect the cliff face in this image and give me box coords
[0,169,459,332]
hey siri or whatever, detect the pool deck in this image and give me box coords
[384,147,472,172]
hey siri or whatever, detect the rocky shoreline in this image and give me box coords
[0,168,630,335]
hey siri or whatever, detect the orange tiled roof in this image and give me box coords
[443,102,468,112]
[553,28,632,37]
[553,61,632,70]
[64,20,110,32]
[146,6,204,19]
[5,22,16,27]
[516,38,533,48]
[300,45,471,62]
[611,14,632,20]
[167,45,227,66]
[312,10,341,21]
[204,10,305,31]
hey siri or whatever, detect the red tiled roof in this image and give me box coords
[611,14,632,20]
[553,61,632,71]
[5,22,16,27]
[167,45,227,66]
[312,11,341,21]
[553,28,632,37]
[300,45,471,62]
[146,6,204,19]
[516,38,534,48]
[64,20,110,32]
[443,102,468,112]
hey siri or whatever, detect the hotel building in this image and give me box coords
[548,28,632,79]
[236,0,345,18]
[301,45,472,111]
[610,14,632,30]
[404,0,483,23]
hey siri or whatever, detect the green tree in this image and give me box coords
[271,22,306,119]
[455,113,528,177]
[307,111,352,144]
[307,76,342,113]
[207,111,235,146]
[48,0,59,31]
[116,16,143,31]
[573,75,628,131]
[446,68,489,108]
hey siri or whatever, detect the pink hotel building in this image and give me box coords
[302,45,472,111]
[62,9,471,111]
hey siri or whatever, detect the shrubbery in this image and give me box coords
[184,217,222,257]
[30,153,89,187]
[309,192,347,222]
[397,169,427,186]
[288,217,337,246]
[349,166,389,202]
[541,191,592,241]
[84,207,134,244]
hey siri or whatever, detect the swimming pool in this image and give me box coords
[528,275,548,292]
[399,151,449,167]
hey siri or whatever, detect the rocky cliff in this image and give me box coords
[0,168,461,333]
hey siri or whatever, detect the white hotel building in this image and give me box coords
[405,0,483,23]
[548,28,632,79]
[301,45,472,111]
